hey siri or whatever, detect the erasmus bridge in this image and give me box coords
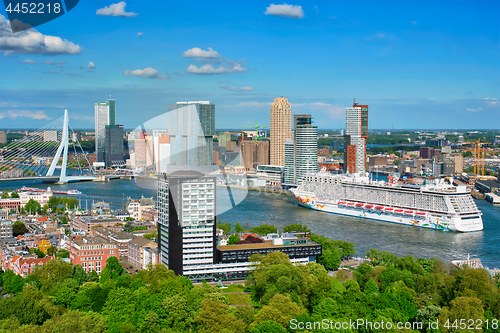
[0,110,96,184]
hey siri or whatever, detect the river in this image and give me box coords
[1,177,499,268]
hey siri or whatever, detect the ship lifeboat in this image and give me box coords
[355,203,364,207]
[375,206,384,210]
[416,212,426,216]
[347,202,355,206]
[404,210,414,215]
[385,207,394,211]
[338,202,346,205]
[394,209,404,213]
[365,205,374,209]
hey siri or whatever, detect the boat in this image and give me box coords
[452,254,483,268]
[67,189,82,195]
[290,172,483,232]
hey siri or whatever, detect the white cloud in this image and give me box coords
[376,33,386,39]
[184,47,247,75]
[20,59,36,64]
[96,2,138,17]
[265,3,304,19]
[412,21,417,25]
[220,84,254,91]
[183,47,220,58]
[466,108,482,113]
[42,60,54,65]
[0,110,50,120]
[0,14,82,55]
[123,67,168,79]
[187,63,246,74]
[87,61,96,68]
[137,32,143,37]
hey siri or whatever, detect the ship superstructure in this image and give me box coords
[291,172,483,232]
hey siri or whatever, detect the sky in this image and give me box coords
[0,0,499,130]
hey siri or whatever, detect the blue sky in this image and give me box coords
[0,0,499,130]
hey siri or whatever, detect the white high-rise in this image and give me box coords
[95,99,115,162]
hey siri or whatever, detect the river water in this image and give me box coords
[1,178,499,268]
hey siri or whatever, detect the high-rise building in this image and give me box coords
[420,147,434,159]
[284,139,294,183]
[344,100,368,174]
[157,133,171,173]
[284,115,318,184]
[133,131,147,168]
[270,97,292,166]
[240,140,270,171]
[0,131,7,144]
[167,102,215,168]
[71,131,81,142]
[153,130,168,172]
[95,99,116,162]
[157,171,216,275]
[104,125,124,167]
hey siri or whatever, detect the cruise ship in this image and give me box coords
[290,172,483,232]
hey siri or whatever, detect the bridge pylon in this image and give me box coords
[46,109,70,183]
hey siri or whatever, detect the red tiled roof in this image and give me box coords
[38,217,48,222]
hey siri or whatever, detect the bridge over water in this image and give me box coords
[0,110,97,184]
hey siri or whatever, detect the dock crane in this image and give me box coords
[462,139,486,177]
[238,123,267,142]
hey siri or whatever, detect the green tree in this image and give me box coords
[143,231,157,240]
[250,320,286,333]
[1,269,25,294]
[194,298,246,333]
[56,248,70,259]
[52,278,80,307]
[100,256,128,283]
[25,198,41,214]
[47,196,60,209]
[234,222,243,233]
[46,246,58,257]
[59,216,68,224]
[163,294,195,331]
[227,234,241,245]
[283,223,311,233]
[217,220,232,234]
[12,221,28,236]
[29,247,46,258]
[10,192,19,198]
[252,294,303,328]
[40,310,108,333]
[102,287,136,330]
[1,190,8,199]
[32,258,74,293]
[318,248,341,270]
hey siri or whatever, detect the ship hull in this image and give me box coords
[291,191,483,232]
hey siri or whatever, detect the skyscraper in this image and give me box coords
[284,115,318,184]
[104,125,124,167]
[344,99,368,174]
[167,102,215,169]
[95,99,116,162]
[240,140,270,171]
[157,171,216,275]
[270,97,292,166]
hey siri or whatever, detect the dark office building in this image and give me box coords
[216,240,322,264]
[419,147,434,159]
[104,125,124,167]
[157,171,216,276]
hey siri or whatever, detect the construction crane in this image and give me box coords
[238,123,266,142]
[462,139,486,177]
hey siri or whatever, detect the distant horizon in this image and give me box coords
[1,128,498,133]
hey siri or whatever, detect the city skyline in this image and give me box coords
[0,1,499,129]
